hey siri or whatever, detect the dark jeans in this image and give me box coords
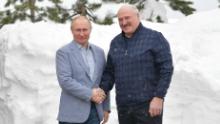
[59,103,100,124]
[117,102,162,124]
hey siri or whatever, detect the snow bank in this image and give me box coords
[0,22,72,124]
[163,9,220,124]
[0,9,220,124]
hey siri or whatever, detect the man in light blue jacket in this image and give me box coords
[56,16,110,124]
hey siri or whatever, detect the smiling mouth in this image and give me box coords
[122,25,127,28]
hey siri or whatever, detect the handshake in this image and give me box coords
[91,88,106,104]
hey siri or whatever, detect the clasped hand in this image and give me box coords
[91,88,106,104]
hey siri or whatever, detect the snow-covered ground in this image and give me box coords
[0,5,220,124]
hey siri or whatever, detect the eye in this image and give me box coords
[82,29,88,32]
[125,16,130,20]
[74,28,89,33]
[75,29,81,32]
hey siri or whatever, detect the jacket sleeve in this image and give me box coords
[153,32,174,98]
[100,51,115,94]
[56,49,92,101]
[102,92,111,112]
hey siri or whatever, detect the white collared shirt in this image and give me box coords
[75,41,95,81]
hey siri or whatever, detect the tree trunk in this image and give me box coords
[28,0,36,22]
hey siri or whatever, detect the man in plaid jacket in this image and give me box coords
[100,4,173,124]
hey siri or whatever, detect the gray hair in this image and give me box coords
[117,4,139,17]
[71,15,92,30]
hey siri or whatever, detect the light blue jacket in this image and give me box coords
[56,41,110,123]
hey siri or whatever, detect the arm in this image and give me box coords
[102,92,110,124]
[100,53,115,94]
[149,32,173,117]
[99,49,111,124]
[153,32,174,99]
[101,49,111,112]
[56,49,92,101]
[103,92,110,112]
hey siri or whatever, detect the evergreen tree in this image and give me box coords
[45,0,69,23]
[104,0,196,16]
[0,0,198,28]
[70,0,101,21]
[165,0,196,16]
[0,0,44,28]
[0,0,103,28]
[102,0,196,22]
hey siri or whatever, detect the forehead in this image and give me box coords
[117,7,136,18]
[72,18,91,29]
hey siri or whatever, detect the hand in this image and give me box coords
[101,111,109,124]
[91,88,106,104]
[149,97,163,117]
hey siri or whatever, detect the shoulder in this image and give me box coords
[142,26,161,37]
[91,44,104,53]
[141,25,167,44]
[56,42,73,53]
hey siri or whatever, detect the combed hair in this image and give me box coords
[117,4,139,16]
[71,15,92,30]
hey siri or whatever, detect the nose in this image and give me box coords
[121,19,127,26]
[79,31,84,36]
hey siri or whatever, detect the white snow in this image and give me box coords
[0,5,220,124]
[191,0,219,12]
[93,2,122,22]
[140,0,168,22]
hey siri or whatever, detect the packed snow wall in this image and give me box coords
[0,9,220,124]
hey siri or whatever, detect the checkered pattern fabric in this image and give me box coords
[101,23,173,107]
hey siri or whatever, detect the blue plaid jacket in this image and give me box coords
[100,23,173,107]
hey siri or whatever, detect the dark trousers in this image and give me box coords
[117,102,162,124]
[59,103,100,124]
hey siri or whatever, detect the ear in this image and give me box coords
[137,13,140,19]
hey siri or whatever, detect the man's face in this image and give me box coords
[118,8,140,37]
[71,18,91,46]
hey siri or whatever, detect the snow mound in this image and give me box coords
[0,9,220,124]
